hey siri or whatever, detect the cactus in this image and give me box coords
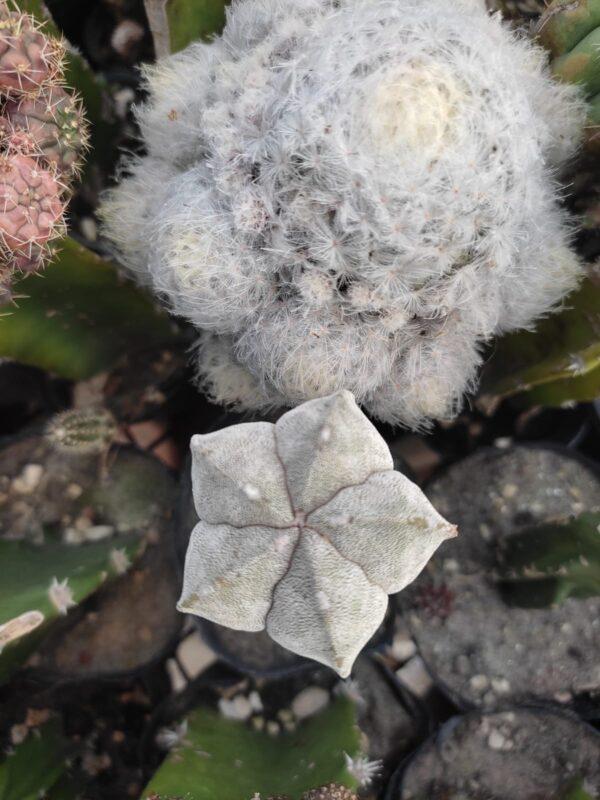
[179,391,455,677]
[0,85,89,179]
[45,408,117,456]
[0,150,66,275]
[142,696,361,800]
[0,3,89,302]
[0,4,64,97]
[537,0,600,150]
[0,532,144,684]
[497,512,600,608]
[102,0,586,429]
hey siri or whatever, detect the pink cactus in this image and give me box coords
[0,7,64,97]
[0,152,65,277]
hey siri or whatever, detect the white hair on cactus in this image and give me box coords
[100,0,586,429]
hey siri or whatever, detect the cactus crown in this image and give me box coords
[102,0,586,428]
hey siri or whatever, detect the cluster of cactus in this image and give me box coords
[0,2,88,304]
[103,0,586,429]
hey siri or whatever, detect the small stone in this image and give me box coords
[491,677,511,694]
[219,694,253,721]
[266,720,281,736]
[249,691,263,712]
[291,687,330,720]
[65,483,83,499]
[87,525,115,541]
[469,674,489,693]
[395,656,433,697]
[501,483,518,499]
[12,464,43,494]
[487,729,506,750]
[390,635,417,662]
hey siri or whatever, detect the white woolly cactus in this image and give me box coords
[178,391,456,676]
[102,0,586,428]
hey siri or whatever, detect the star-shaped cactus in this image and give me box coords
[178,391,456,675]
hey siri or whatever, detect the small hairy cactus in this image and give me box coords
[46,408,118,455]
[0,2,88,303]
[102,0,586,429]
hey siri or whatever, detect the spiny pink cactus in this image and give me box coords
[0,5,64,97]
[0,85,89,179]
[0,4,88,303]
[0,151,65,275]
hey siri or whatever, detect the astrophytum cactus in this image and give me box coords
[102,0,586,429]
[178,391,456,676]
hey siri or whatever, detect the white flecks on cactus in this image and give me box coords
[47,576,76,615]
[101,0,586,429]
[177,391,456,676]
[109,547,131,575]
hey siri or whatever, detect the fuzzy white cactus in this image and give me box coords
[178,391,456,676]
[101,0,586,429]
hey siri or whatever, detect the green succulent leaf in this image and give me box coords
[497,512,600,609]
[551,26,600,96]
[0,533,143,684]
[0,719,71,800]
[478,272,600,410]
[0,238,181,381]
[167,0,228,51]
[142,697,361,800]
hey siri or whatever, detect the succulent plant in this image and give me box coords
[0,4,64,97]
[178,391,455,676]
[0,3,88,303]
[45,408,118,456]
[102,0,585,429]
[0,85,89,179]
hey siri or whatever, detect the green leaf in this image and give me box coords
[0,533,143,684]
[497,512,600,609]
[167,0,228,52]
[0,720,70,800]
[523,362,600,407]
[478,273,600,410]
[142,697,361,800]
[0,238,180,380]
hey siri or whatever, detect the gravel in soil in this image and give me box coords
[399,445,600,708]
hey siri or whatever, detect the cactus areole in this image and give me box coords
[178,392,456,675]
[103,0,586,429]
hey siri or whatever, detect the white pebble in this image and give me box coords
[291,687,330,720]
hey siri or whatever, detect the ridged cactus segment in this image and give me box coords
[0,4,64,97]
[46,408,117,456]
[538,0,600,56]
[179,391,456,676]
[142,697,361,800]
